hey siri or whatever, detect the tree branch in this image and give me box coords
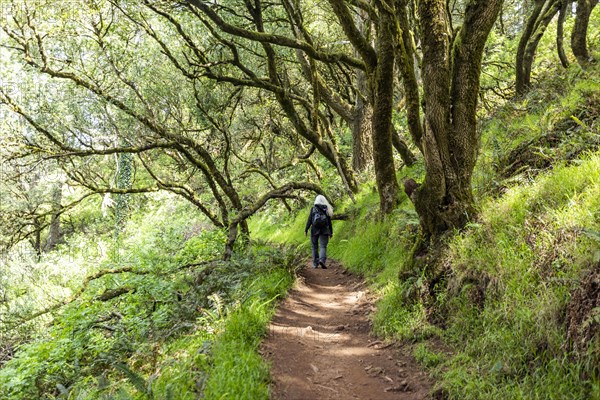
[184,0,365,70]
[327,0,377,70]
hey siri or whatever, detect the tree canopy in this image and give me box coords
[0,0,598,253]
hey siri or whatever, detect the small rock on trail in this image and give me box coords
[261,260,433,400]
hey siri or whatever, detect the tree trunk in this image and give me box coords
[557,0,571,68]
[224,222,238,261]
[371,8,399,214]
[411,0,503,238]
[521,1,561,91]
[395,0,424,152]
[391,128,417,167]
[571,0,597,67]
[352,69,374,172]
[516,0,547,96]
[44,183,63,252]
[351,10,374,173]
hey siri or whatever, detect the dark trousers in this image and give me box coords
[311,234,329,267]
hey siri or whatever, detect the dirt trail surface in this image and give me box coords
[261,261,433,400]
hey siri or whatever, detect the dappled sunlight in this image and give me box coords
[264,262,433,400]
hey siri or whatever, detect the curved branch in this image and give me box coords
[138,154,226,227]
[223,182,325,260]
[65,169,158,195]
[327,0,377,70]
[184,0,365,70]
[0,191,97,252]
[235,182,324,225]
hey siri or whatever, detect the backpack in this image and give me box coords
[312,206,328,229]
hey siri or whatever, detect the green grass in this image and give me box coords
[414,343,444,369]
[434,154,600,399]
[202,269,294,400]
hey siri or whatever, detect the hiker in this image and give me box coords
[305,195,333,269]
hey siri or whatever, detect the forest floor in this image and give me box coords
[261,260,433,400]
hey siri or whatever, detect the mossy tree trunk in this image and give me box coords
[395,0,424,154]
[523,2,561,91]
[352,12,374,173]
[410,0,503,238]
[516,0,560,96]
[352,72,374,172]
[572,0,598,67]
[371,7,400,214]
[391,128,417,167]
[328,0,400,214]
[557,0,572,68]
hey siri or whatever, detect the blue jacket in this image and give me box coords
[305,204,333,237]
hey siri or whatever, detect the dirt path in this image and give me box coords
[261,261,433,400]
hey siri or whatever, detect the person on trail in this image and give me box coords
[305,195,333,269]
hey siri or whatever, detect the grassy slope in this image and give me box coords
[254,69,600,399]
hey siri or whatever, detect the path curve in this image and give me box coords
[261,261,432,400]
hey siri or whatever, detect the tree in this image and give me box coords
[557,0,574,68]
[516,0,598,94]
[321,0,505,233]
[181,0,363,193]
[0,0,328,258]
[185,0,504,235]
[571,0,598,67]
[185,0,421,212]
[408,0,503,238]
[515,0,561,96]
[2,0,506,250]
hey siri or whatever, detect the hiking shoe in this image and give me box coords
[319,261,327,269]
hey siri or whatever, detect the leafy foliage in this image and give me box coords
[0,1,599,399]
[0,195,300,399]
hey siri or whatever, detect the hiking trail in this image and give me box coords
[261,260,433,400]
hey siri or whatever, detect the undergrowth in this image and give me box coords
[0,196,300,399]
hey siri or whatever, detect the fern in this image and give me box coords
[113,362,150,398]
